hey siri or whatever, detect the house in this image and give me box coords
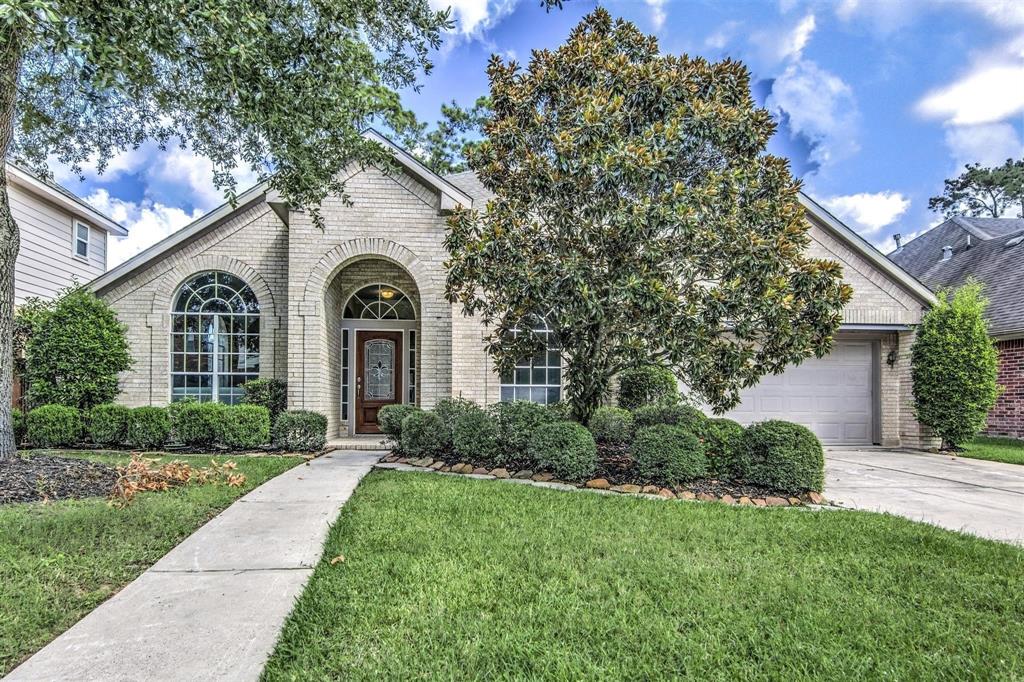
[889,216,1024,439]
[88,130,936,447]
[8,164,127,304]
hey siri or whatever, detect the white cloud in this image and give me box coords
[705,21,740,50]
[821,191,911,238]
[644,0,667,31]
[959,0,1024,28]
[917,62,1024,126]
[431,0,520,37]
[87,189,204,267]
[943,122,1024,169]
[753,13,817,64]
[766,60,860,168]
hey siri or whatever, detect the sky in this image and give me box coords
[52,0,1024,266]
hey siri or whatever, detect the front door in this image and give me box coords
[355,330,403,434]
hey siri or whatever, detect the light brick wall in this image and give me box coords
[985,338,1024,438]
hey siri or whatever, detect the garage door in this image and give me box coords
[722,340,875,445]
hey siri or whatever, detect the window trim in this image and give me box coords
[342,283,417,320]
[498,322,562,405]
[72,220,90,261]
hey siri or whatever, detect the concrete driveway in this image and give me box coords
[825,447,1024,545]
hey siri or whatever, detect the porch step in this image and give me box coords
[327,436,391,451]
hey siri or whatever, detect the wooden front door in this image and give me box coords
[355,330,403,434]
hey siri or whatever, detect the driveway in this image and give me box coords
[825,447,1024,545]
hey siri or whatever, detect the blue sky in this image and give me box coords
[56,0,1024,265]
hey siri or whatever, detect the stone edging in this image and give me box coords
[375,455,831,509]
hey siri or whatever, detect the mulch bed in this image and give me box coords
[0,456,119,505]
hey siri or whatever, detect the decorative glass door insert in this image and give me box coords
[364,339,395,400]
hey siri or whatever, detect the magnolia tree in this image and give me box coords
[445,10,852,424]
[0,0,453,458]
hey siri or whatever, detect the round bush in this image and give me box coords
[618,365,678,410]
[240,379,288,421]
[633,424,707,485]
[704,418,745,479]
[488,400,556,463]
[12,408,26,445]
[273,410,327,451]
[221,405,271,449]
[173,401,226,448]
[632,403,708,437]
[400,410,445,458]
[452,406,500,463]
[546,401,573,421]
[736,420,824,493]
[377,404,419,445]
[589,406,634,444]
[434,397,477,447]
[89,403,131,446]
[27,404,83,448]
[127,407,171,450]
[528,421,597,481]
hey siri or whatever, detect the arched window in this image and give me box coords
[170,271,260,404]
[343,284,415,320]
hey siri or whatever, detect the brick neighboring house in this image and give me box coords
[88,129,937,447]
[889,216,1024,439]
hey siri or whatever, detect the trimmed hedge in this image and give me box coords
[173,401,226,448]
[400,410,445,458]
[378,404,419,445]
[273,410,327,451]
[221,405,271,449]
[528,421,597,481]
[736,420,824,493]
[127,407,171,450]
[453,406,500,462]
[89,403,131,446]
[241,379,288,421]
[434,397,477,448]
[27,404,83,448]
[489,400,556,463]
[704,418,745,479]
[633,403,708,437]
[588,406,634,444]
[633,424,707,485]
[618,365,678,410]
[12,407,26,445]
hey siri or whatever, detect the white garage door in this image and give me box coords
[722,340,875,445]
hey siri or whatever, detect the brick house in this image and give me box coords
[89,130,936,447]
[889,216,1024,439]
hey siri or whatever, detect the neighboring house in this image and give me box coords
[889,216,1024,439]
[8,163,127,304]
[88,130,936,447]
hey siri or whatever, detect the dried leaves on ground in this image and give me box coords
[109,454,246,506]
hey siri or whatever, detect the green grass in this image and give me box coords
[960,436,1024,466]
[0,450,302,675]
[263,470,1024,680]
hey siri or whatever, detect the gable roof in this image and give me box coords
[7,163,128,236]
[888,216,1024,338]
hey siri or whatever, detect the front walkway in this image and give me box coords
[5,450,383,682]
[825,447,1024,545]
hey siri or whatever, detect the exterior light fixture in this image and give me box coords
[886,349,898,366]
[380,289,395,299]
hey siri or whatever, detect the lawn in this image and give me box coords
[961,436,1024,466]
[263,469,1024,680]
[0,450,302,675]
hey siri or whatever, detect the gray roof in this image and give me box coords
[889,217,1024,338]
[444,170,494,203]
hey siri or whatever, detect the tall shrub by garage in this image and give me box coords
[221,405,271,449]
[911,280,999,449]
[89,403,131,446]
[127,407,171,450]
[617,365,679,410]
[736,420,824,493]
[26,405,83,447]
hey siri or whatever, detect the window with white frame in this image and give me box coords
[73,222,90,259]
[170,271,260,404]
[499,322,561,404]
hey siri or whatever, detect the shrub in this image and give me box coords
[736,420,824,493]
[221,405,271,449]
[241,379,288,421]
[452,406,500,462]
[633,403,708,437]
[26,404,83,448]
[589,406,634,444]
[378,404,419,445]
[633,424,707,485]
[273,411,327,451]
[126,407,171,450]
[489,400,556,463]
[911,280,1000,449]
[167,396,197,441]
[434,397,477,448]
[546,401,573,421]
[89,403,131,446]
[704,418,745,479]
[12,408,26,445]
[528,421,597,480]
[618,365,678,410]
[400,410,445,458]
[24,286,133,410]
[173,401,226,448]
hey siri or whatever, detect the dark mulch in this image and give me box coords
[0,456,119,505]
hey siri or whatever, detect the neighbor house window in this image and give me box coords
[73,222,90,260]
[170,271,260,404]
[500,322,561,404]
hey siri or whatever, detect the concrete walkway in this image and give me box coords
[825,447,1024,545]
[5,450,382,682]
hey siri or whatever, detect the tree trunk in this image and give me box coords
[0,33,23,460]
